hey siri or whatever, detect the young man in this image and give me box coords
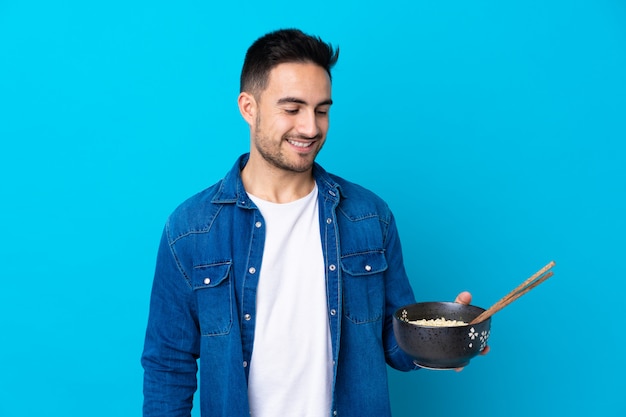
[142,28,476,417]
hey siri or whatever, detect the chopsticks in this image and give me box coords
[469,261,555,325]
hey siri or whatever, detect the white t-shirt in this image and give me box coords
[247,185,332,417]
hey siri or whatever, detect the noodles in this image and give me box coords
[409,317,467,327]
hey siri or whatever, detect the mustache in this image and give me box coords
[285,133,322,141]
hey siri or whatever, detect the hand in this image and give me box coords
[454,291,472,305]
[454,291,490,372]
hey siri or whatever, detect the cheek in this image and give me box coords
[269,117,294,135]
[319,118,330,134]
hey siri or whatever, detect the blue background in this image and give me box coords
[1,1,625,416]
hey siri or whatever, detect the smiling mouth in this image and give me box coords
[287,139,314,148]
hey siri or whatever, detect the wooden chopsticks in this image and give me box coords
[469,261,555,325]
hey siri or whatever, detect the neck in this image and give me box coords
[241,157,316,204]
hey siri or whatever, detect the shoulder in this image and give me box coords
[329,173,392,222]
[165,180,225,242]
[164,155,245,242]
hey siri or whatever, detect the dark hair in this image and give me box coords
[240,28,339,95]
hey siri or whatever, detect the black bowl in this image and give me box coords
[393,302,491,369]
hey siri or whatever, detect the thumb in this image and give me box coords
[454,291,472,305]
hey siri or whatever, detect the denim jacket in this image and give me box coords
[141,154,419,417]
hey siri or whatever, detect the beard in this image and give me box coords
[252,115,324,173]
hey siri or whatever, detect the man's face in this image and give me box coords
[249,62,332,173]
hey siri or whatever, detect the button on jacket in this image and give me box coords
[141,154,419,417]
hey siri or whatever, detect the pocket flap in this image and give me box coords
[340,251,387,276]
[192,261,232,290]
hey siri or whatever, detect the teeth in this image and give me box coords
[288,140,313,148]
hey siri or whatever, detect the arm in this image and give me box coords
[382,212,420,371]
[141,225,200,417]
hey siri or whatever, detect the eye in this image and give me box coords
[285,108,299,115]
[316,108,330,116]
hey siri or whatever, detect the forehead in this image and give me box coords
[263,62,331,100]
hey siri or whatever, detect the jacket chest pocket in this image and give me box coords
[192,261,233,336]
[340,251,387,324]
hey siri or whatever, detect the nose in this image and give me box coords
[296,109,320,139]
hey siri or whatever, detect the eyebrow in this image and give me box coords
[276,97,333,107]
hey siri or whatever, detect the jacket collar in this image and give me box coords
[212,153,342,206]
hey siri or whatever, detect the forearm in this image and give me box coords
[382,213,419,371]
[142,352,198,417]
[141,227,201,416]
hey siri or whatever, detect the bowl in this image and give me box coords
[393,302,491,369]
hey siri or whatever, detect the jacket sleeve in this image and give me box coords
[141,224,200,416]
[382,212,421,371]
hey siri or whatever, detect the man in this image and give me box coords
[142,28,477,417]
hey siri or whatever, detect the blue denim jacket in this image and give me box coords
[142,154,419,417]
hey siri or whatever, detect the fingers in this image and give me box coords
[455,345,490,372]
[454,291,472,305]
[454,291,481,373]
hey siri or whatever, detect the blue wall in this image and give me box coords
[1,1,624,416]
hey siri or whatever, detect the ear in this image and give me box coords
[238,92,257,126]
